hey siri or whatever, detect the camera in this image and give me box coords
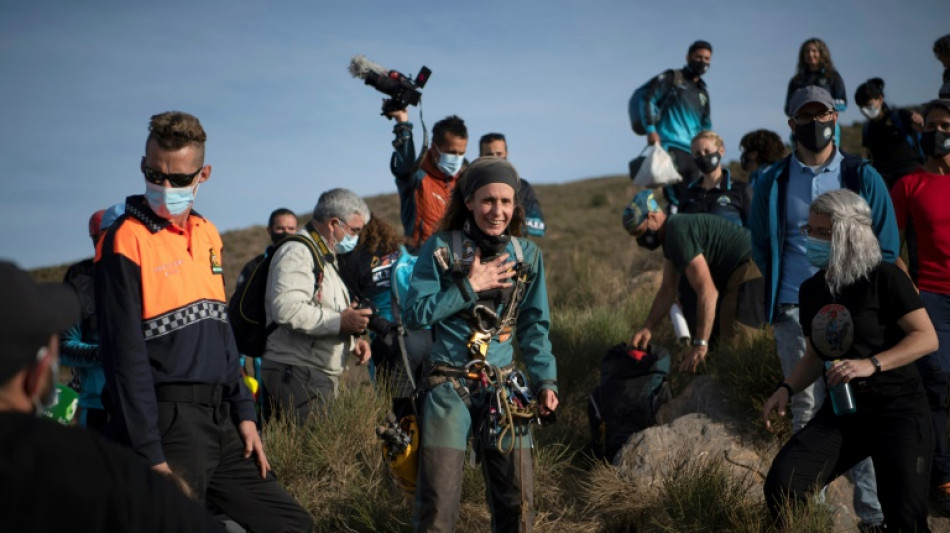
[348,55,432,116]
[356,298,376,312]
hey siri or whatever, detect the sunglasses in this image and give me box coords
[143,165,203,188]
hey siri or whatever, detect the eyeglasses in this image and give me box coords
[800,224,832,238]
[793,109,836,125]
[143,166,203,188]
[338,220,363,236]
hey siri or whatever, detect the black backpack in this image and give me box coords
[228,235,323,357]
[588,343,672,462]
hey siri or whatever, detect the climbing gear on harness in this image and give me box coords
[377,411,420,493]
[445,230,529,361]
[420,360,539,455]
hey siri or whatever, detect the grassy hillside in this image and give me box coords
[29,122,884,531]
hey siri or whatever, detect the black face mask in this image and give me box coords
[687,60,709,77]
[693,152,721,175]
[795,119,835,152]
[739,153,751,171]
[270,232,287,245]
[921,130,950,158]
[636,228,662,250]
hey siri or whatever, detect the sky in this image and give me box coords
[2,0,947,268]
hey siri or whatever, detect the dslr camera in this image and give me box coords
[348,55,431,116]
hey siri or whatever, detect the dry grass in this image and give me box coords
[34,134,888,530]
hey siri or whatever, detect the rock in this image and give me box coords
[655,375,736,424]
[613,413,766,492]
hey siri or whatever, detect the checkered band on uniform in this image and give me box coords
[143,300,229,339]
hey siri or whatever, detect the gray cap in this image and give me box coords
[788,86,835,116]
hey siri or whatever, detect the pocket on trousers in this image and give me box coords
[157,402,179,440]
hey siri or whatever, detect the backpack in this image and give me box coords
[628,69,685,136]
[588,342,672,462]
[386,245,431,398]
[861,108,925,162]
[228,235,324,357]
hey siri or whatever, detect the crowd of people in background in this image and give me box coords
[3,32,949,533]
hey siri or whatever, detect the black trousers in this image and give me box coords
[662,146,702,214]
[157,391,312,533]
[914,356,950,487]
[764,399,932,532]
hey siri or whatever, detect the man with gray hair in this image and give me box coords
[261,188,373,424]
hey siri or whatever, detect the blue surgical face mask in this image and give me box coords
[436,151,464,177]
[335,232,359,255]
[805,236,832,269]
[145,181,198,219]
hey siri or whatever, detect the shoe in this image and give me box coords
[856,521,886,533]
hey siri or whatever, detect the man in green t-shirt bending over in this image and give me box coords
[624,190,765,372]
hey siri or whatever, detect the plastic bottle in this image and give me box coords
[825,360,857,415]
[669,302,690,346]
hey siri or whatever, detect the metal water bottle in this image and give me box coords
[826,360,856,415]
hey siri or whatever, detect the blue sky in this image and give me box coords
[2,1,947,268]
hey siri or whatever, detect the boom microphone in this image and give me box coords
[348,54,432,116]
[348,55,387,80]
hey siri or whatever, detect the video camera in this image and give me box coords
[348,55,431,117]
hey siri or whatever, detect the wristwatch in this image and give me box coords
[691,338,708,347]
[870,356,882,374]
[776,382,795,397]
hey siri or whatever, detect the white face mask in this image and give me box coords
[860,105,881,120]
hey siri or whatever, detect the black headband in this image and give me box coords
[460,158,520,199]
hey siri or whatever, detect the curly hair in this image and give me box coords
[810,189,881,295]
[796,38,837,75]
[739,129,786,166]
[438,158,524,237]
[356,214,406,256]
[147,111,207,161]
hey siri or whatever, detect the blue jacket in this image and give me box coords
[641,68,711,152]
[405,231,557,394]
[59,259,106,413]
[749,150,900,323]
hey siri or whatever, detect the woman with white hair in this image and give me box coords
[762,189,937,532]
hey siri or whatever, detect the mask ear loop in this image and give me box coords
[32,345,59,415]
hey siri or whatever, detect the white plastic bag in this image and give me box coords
[630,144,682,187]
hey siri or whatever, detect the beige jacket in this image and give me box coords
[263,229,354,378]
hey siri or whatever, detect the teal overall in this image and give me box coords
[404,230,558,533]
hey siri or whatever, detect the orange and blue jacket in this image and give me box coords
[95,195,254,465]
[390,121,464,248]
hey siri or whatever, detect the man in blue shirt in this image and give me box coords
[750,86,899,530]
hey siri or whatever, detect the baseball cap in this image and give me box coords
[88,209,106,240]
[788,86,835,116]
[100,202,126,230]
[622,190,661,235]
[0,261,80,383]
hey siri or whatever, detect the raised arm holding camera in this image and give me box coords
[388,109,469,248]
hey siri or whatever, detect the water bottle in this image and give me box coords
[669,302,691,346]
[825,360,857,415]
